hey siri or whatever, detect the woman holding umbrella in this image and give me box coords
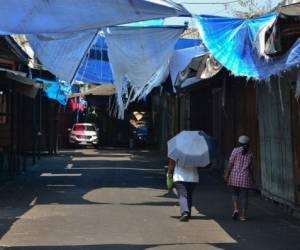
[167,131,212,222]
[167,158,199,222]
[224,135,253,221]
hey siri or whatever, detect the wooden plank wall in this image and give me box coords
[211,76,260,179]
[189,87,213,134]
[257,77,295,204]
[290,84,300,205]
[175,73,259,176]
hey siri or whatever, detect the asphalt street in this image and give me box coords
[0,149,299,250]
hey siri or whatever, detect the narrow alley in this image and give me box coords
[0,149,299,250]
[2,1,300,250]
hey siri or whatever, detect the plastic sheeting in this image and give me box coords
[178,54,222,89]
[197,13,300,80]
[175,38,201,50]
[76,57,113,84]
[76,21,165,85]
[263,4,300,57]
[76,35,113,84]
[170,45,208,85]
[170,41,223,90]
[16,0,189,84]
[196,13,286,79]
[76,37,202,85]
[122,19,164,27]
[104,26,184,118]
[0,0,190,34]
[37,78,71,105]
[28,31,98,83]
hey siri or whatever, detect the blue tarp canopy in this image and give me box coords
[122,19,164,27]
[36,78,71,105]
[76,20,167,84]
[76,56,113,84]
[175,38,201,50]
[0,0,190,34]
[76,36,201,85]
[15,0,190,83]
[76,35,113,84]
[195,13,300,80]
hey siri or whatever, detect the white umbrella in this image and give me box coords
[167,131,210,168]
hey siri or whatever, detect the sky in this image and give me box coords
[164,0,282,25]
[174,0,282,15]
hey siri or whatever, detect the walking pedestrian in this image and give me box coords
[224,135,253,221]
[167,158,199,222]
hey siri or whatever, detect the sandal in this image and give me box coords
[239,216,247,221]
[179,212,189,222]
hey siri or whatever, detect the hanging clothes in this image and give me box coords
[69,96,87,112]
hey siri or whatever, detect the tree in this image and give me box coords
[228,0,277,18]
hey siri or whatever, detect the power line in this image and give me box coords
[180,0,240,4]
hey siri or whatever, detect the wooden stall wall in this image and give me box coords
[290,81,300,205]
[257,77,295,205]
[189,87,212,134]
[211,76,260,178]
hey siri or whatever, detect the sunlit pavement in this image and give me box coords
[0,148,299,250]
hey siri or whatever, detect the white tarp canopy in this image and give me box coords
[0,0,190,34]
[170,45,208,85]
[27,30,98,83]
[0,0,191,116]
[104,26,184,118]
[15,0,190,86]
[170,44,223,89]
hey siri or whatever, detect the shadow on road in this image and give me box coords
[0,149,299,250]
[3,243,213,250]
[0,149,168,243]
[192,173,300,250]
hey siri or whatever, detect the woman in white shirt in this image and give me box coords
[167,158,199,222]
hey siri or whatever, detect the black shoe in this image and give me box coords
[232,211,239,220]
[179,212,189,222]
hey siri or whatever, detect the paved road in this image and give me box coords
[0,149,299,250]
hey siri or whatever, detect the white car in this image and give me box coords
[68,123,99,147]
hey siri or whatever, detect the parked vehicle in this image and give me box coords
[68,123,99,147]
[132,126,151,147]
